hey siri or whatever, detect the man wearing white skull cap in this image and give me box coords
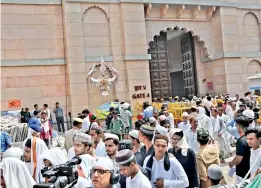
[120,102,133,132]
[155,125,168,136]
[178,112,191,132]
[91,157,120,188]
[155,125,172,149]
[105,133,120,160]
[243,109,255,127]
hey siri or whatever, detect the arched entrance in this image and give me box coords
[148,28,198,99]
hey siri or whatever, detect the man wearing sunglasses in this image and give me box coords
[91,157,120,188]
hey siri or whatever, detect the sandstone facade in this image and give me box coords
[1,0,261,116]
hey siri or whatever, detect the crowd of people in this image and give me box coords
[0,92,261,188]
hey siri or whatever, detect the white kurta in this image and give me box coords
[211,117,229,158]
[67,146,75,160]
[39,148,68,166]
[126,170,152,188]
[220,114,232,151]
[94,141,107,157]
[46,108,51,119]
[1,158,36,188]
[23,137,48,183]
[178,122,191,132]
[185,129,200,153]
[225,104,232,116]
[197,114,213,137]
[75,154,96,188]
[166,114,175,128]
[205,101,213,112]
[143,156,189,188]
[82,116,90,132]
[220,114,230,125]
[250,147,261,177]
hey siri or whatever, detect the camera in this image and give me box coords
[33,157,82,188]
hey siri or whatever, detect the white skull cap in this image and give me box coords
[159,115,167,121]
[122,103,130,109]
[94,157,114,170]
[243,109,255,119]
[105,133,119,141]
[128,130,139,140]
[182,112,189,117]
[156,125,168,136]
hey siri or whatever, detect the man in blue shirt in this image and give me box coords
[142,102,154,119]
[227,119,240,140]
[0,131,12,152]
[28,110,42,133]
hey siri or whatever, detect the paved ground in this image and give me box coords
[221,147,236,184]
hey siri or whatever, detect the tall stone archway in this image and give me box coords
[148,27,198,99]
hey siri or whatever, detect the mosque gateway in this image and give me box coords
[1,0,261,115]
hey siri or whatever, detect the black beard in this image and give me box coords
[106,150,116,157]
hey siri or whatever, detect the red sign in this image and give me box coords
[8,100,21,108]
[207,82,214,91]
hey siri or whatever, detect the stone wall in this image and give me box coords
[63,2,151,115]
[1,65,69,114]
[1,4,64,60]
[1,4,68,113]
[1,0,261,115]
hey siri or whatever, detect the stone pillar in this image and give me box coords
[211,8,223,55]
[108,4,129,102]
[120,3,151,109]
[220,7,244,95]
[63,2,88,117]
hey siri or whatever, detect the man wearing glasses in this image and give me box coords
[91,157,120,188]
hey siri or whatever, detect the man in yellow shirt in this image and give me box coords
[196,129,220,188]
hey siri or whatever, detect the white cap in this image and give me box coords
[3,147,23,160]
[159,115,167,121]
[227,98,233,102]
[94,157,114,170]
[105,133,119,141]
[122,102,130,109]
[156,125,168,136]
[182,112,189,117]
[243,109,255,119]
[128,130,139,140]
[91,122,99,129]
[169,128,183,138]
[149,117,156,124]
[208,164,223,180]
